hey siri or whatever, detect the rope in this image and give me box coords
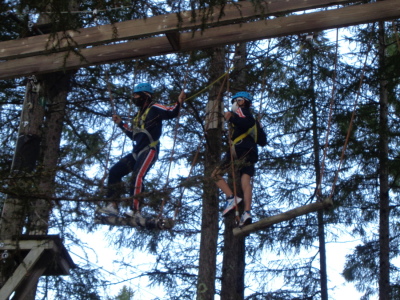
[258,58,269,121]
[228,133,240,222]
[224,46,242,223]
[169,57,233,220]
[185,66,234,102]
[173,144,201,220]
[329,45,372,198]
[158,53,192,218]
[105,71,116,115]
[317,28,339,201]
[121,60,139,157]
[98,70,118,197]
[159,53,238,220]
[173,62,232,220]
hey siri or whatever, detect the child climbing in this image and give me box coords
[212,91,261,227]
[98,82,186,222]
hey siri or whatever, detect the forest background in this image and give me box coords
[0,0,400,299]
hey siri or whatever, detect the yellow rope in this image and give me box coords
[185,66,234,102]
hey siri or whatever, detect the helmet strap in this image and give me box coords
[134,92,152,107]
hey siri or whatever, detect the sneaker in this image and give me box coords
[222,195,242,216]
[134,212,146,228]
[239,211,252,227]
[97,204,119,216]
[124,210,135,218]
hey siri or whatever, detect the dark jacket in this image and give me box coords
[119,102,181,154]
[229,106,258,153]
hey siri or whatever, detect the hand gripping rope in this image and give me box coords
[166,59,235,222]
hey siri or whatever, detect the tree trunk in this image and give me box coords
[0,76,45,240]
[0,3,75,295]
[19,71,72,300]
[309,44,329,300]
[317,211,328,300]
[377,20,390,300]
[220,41,247,300]
[221,217,246,300]
[196,47,225,300]
[0,77,46,295]
[27,72,71,235]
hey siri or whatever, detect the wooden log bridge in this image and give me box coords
[233,197,333,238]
[94,214,175,230]
[0,235,74,300]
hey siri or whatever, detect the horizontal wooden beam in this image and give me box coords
[0,238,58,250]
[180,0,400,50]
[0,0,399,80]
[0,0,354,60]
[0,235,75,275]
[0,36,174,80]
[233,197,333,237]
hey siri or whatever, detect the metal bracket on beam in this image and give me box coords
[166,31,181,51]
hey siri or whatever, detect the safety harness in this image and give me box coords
[132,104,159,158]
[232,123,258,145]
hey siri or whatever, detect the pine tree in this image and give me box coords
[196,46,225,299]
[341,20,400,299]
[2,1,398,299]
[240,31,348,298]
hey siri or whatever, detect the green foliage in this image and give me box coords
[1,2,400,300]
[110,285,134,300]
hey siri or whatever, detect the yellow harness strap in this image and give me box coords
[133,105,159,148]
[232,124,257,145]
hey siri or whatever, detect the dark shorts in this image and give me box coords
[217,146,258,177]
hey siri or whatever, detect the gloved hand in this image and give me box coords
[178,90,186,104]
[112,114,122,124]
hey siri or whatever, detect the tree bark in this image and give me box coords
[21,71,72,300]
[309,44,329,300]
[220,41,247,300]
[0,76,46,294]
[377,20,390,300]
[196,47,225,300]
[0,76,45,240]
[233,198,332,237]
[27,72,71,236]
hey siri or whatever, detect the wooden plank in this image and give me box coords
[0,0,399,80]
[0,36,173,80]
[0,247,45,300]
[11,262,47,300]
[55,256,73,275]
[233,197,333,237]
[94,214,175,230]
[0,0,355,60]
[0,239,55,250]
[179,0,400,51]
[166,32,181,51]
[0,236,74,275]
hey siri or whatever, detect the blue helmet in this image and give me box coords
[134,82,154,94]
[231,91,252,103]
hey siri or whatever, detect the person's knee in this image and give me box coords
[211,168,221,181]
[241,173,252,185]
[109,165,120,177]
